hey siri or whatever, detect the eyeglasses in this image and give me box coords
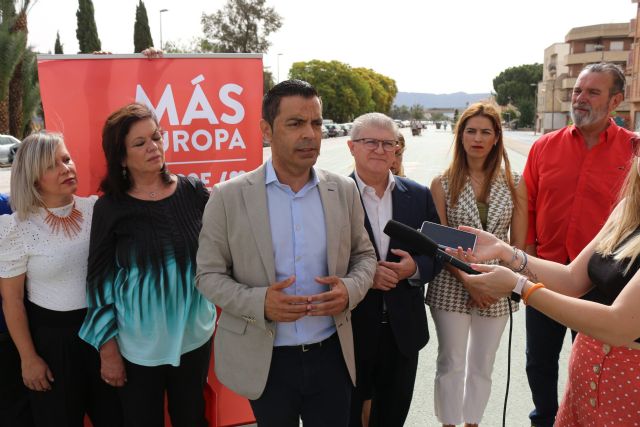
[632,137,640,157]
[352,138,398,152]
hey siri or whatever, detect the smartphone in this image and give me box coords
[420,221,477,251]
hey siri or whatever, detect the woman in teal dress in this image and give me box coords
[79,103,216,427]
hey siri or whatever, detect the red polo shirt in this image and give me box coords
[524,119,634,263]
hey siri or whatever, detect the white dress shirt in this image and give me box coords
[354,171,395,260]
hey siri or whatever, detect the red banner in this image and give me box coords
[37,54,263,196]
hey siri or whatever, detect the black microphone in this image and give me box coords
[383,219,479,275]
[383,220,520,302]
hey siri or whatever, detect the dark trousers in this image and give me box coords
[27,303,122,427]
[118,340,211,427]
[526,305,565,427]
[0,334,33,427]
[249,334,352,427]
[349,324,418,427]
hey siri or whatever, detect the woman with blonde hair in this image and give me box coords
[457,135,640,425]
[426,102,527,427]
[0,132,121,426]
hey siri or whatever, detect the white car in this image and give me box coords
[0,135,20,164]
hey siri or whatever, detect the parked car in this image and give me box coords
[337,124,349,136]
[321,125,329,139]
[0,134,20,165]
[326,124,341,138]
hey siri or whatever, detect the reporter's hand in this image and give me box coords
[100,339,127,387]
[372,264,399,291]
[455,226,512,263]
[307,276,349,316]
[21,354,54,391]
[460,264,518,300]
[379,249,417,281]
[264,276,309,322]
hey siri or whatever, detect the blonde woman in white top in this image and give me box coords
[0,133,121,427]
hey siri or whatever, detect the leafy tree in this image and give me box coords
[390,105,410,120]
[76,0,101,53]
[263,68,274,94]
[409,104,424,120]
[7,0,30,137]
[19,47,39,136]
[0,24,25,134]
[501,107,518,127]
[517,99,535,128]
[200,0,282,53]
[289,60,371,123]
[133,0,153,52]
[54,30,63,53]
[493,63,542,107]
[354,67,397,114]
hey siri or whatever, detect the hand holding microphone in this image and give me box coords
[383,220,520,302]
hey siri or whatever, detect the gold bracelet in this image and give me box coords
[523,282,545,305]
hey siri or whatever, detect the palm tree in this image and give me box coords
[0,25,25,134]
[8,0,32,137]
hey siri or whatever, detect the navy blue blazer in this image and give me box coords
[349,174,443,359]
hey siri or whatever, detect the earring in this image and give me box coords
[122,167,127,179]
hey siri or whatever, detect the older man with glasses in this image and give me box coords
[347,113,443,427]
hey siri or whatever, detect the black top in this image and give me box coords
[587,228,640,343]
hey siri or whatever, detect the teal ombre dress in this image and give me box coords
[79,176,215,366]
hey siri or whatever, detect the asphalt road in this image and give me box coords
[0,127,572,426]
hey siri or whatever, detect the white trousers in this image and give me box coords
[430,308,508,425]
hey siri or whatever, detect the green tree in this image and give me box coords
[133,0,153,52]
[19,47,39,136]
[76,0,101,53]
[0,23,25,134]
[289,60,371,123]
[263,68,274,94]
[517,99,535,128]
[493,63,542,107]
[390,105,410,120]
[354,67,398,114]
[200,0,282,53]
[7,0,30,137]
[54,30,63,53]
[409,104,424,120]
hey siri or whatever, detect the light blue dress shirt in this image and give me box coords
[265,160,336,346]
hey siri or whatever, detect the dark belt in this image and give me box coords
[274,333,338,353]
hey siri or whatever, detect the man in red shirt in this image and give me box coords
[523,62,634,427]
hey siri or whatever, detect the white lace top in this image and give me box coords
[0,195,97,311]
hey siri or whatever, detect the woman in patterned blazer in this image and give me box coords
[426,103,527,427]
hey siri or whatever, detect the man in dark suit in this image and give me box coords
[347,113,443,427]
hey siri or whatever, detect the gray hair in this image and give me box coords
[350,112,398,140]
[581,62,626,96]
[10,132,64,220]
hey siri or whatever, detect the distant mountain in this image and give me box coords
[394,92,492,109]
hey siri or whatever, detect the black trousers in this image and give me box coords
[26,302,122,427]
[349,324,419,427]
[118,340,211,427]
[0,333,33,427]
[249,334,352,427]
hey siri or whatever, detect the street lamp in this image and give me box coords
[530,82,538,135]
[277,53,283,83]
[159,9,169,50]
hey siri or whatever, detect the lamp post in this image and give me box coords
[159,9,169,50]
[531,82,538,135]
[277,53,283,83]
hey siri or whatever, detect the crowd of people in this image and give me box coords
[0,60,638,427]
